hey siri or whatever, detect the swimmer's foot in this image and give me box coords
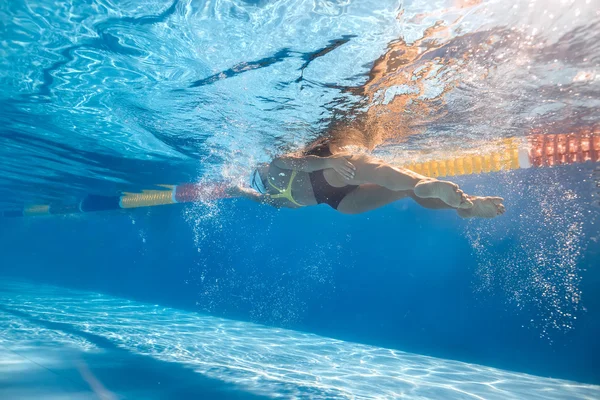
[414,180,473,209]
[457,196,505,219]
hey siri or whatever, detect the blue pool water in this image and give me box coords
[1,0,600,398]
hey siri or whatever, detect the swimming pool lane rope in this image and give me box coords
[3,130,600,218]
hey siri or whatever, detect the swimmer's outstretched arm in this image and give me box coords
[226,186,279,207]
[274,155,356,180]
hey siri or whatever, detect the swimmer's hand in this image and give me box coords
[326,156,356,180]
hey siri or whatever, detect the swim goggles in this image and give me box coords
[250,169,267,194]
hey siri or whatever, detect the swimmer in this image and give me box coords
[229,140,505,218]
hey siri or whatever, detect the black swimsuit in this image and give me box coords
[305,144,358,210]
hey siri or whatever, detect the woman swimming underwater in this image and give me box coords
[229,139,505,218]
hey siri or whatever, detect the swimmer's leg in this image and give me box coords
[336,184,411,214]
[337,185,505,218]
[408,193,456,210]
[411,193,505,217]
[457,196,505,218]
[329,155,472,209]
[411,193,505,218]
[337,185,457,214]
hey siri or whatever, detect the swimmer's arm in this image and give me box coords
[273,155,329,172]
[226,186,279,207]
[273,155,355,180]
